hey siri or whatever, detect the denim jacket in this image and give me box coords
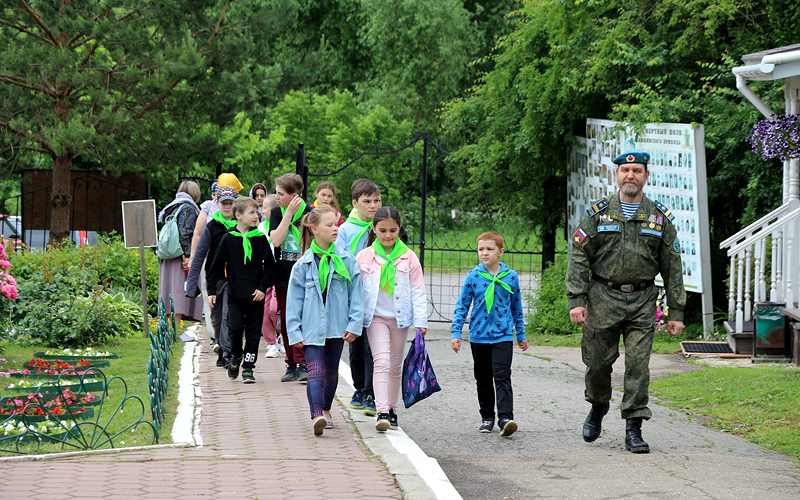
[285,247,364,346]
[357,247,428,329]
[451,262,526,344]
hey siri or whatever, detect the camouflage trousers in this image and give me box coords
[581,281,657,419]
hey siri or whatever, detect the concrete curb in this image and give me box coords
[337,361,462,500]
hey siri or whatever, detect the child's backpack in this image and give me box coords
[156,204,187,260]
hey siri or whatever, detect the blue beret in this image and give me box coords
[613,151,650,167]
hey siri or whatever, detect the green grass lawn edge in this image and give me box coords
[651,365,800,462]
[0,335,182,456]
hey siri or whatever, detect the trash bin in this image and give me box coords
[753,302,789,360]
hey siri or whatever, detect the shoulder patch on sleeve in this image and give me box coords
[585,199,609,218]
[573,226,589,245]
[654,201,675,222]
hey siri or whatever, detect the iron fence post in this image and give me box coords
[296,144,308,200]
[419,133,428,270]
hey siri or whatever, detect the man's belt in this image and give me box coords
[592,274,654,293]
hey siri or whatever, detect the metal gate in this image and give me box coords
[295,132,545,324]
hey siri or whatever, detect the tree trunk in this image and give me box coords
[541,221,556,271]
[49,155,72,244]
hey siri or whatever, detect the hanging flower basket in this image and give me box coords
[749,114,800,160]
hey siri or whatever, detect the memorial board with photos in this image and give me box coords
[567,118,711,294]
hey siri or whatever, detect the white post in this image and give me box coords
[744,246,752,321]
[786,235,794,308]
[736,250,745,333]
[787,77,800,202]
[777,230,784,301]
[694,126,716,338]
[770,234,778,301]
[728,255,736,320]
[755,240,764,302]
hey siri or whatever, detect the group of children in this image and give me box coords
[182,173,528,438]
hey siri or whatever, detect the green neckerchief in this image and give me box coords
[230,228,264,264]
[310,240,351,293]
[212,210,237,230]
[477,268,513,314]
[346,208,373,254]
[372,239,409,297]
[280,199,307,248]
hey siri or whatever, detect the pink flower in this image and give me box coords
[1,283,17,300]
[0,259,9,270]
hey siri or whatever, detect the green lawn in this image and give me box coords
[0,335,181,455]
[527,332,684,354]
[651,366,800,461]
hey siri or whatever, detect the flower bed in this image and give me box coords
[0,400,94,423]
[34,348,118,362]
[0,419,77,443]
[4,377,104,395]
[0,358,101,378]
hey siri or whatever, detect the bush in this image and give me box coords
[11,288,142,347]
[527,256,580,335]
[9,235,159,315]
[4,236,156,347]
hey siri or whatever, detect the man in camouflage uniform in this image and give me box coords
[567,151,685,454]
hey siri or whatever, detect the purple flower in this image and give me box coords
[749,115,800,161]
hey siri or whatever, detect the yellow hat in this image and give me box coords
[217,173,243,193]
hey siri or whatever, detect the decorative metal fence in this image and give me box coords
[148,297,177,437]
[0,368,157,454]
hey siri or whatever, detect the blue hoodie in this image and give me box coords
[451,262,526,344]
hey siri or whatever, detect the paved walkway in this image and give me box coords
[402,329,800,500]
[0,341,401,500]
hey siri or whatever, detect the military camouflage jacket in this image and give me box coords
[566,192,686,321]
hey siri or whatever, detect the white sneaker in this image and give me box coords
[265,344,280,358]
[323,411,334,429]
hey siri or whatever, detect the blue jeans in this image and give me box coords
[304,338,345,418]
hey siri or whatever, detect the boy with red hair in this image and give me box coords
[451,231,528,437]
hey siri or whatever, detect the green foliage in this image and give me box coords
[4,237,157,347]
[12,288,142,347]
[444,0,799,312]
[9,236,159,313]
[527,257,579,335]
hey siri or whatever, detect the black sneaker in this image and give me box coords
[296,364,308,382]
[479,420,494,433]
[280,366,298,382]
[227,363,240,380]
[241,368,255,384]
[498,418,518,437]
[216,352,226,367]
[388,409,398,429]
[375,413,391,432]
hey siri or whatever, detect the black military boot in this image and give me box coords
[625,418,650,454]
[582,403,609,442]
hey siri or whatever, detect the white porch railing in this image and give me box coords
[721,202,800,333]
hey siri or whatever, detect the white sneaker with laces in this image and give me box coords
[265,344,280,358]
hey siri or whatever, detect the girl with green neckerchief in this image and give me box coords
[269,173,312,383]
[355,207,428,433]
[284,205,364,437]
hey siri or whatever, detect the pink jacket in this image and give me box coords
[356,247,428,329]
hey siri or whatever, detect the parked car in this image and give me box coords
[0,214,97,251]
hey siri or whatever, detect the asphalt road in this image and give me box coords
[396,328,800,500]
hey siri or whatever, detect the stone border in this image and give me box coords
[337,361,462,500]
